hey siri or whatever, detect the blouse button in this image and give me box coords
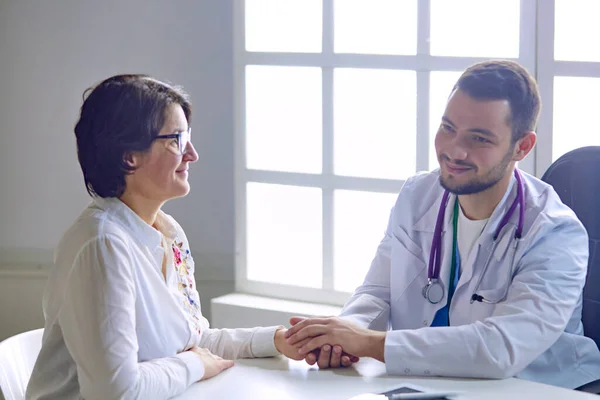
[404,368,411,374]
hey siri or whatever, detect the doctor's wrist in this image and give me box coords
[365,331,386,362]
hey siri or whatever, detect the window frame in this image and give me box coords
[234,0,545,306]
[534,0,600,175]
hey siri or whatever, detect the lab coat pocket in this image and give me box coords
[473,287,508,304]
[472,240,515,292]
[468,287,508,321]
[472,247,511,303]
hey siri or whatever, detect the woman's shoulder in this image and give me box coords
[57,204,133,256]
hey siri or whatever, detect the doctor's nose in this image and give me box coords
[444,140,468,161]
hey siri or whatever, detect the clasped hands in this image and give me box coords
[274,316,386,369]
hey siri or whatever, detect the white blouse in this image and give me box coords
[26,197,281,400]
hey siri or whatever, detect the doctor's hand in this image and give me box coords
[290,317,359,369]
[274,327,313,361]
[285,316,386,362]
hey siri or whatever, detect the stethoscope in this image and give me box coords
[422,169,525,305]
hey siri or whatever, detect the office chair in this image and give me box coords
[541,146,600,394]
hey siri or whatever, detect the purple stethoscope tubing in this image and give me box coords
[423,169,525,304]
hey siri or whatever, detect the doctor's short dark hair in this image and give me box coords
[74,74,192,198]
[453,60,541,143]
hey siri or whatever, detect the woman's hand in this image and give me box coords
[189,346,234,381]
[274,328,308,360]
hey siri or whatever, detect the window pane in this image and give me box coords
[334,0,417,55]
[429,71,462,171]
[246,183,322,288]
[553,77,600,161]
[334,68,417,179]
[555,0,600,62]
[246,66,322,173]
[430,0,520,57]
[245,0,322,53]
[334,190,398,292]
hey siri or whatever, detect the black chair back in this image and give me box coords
[541,146,600,349]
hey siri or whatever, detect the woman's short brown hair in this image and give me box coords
[74,74,191,198]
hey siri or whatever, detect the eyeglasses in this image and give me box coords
[153,128,191,155]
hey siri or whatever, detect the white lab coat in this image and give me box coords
[340,169,600,389]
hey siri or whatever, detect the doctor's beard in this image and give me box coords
[439,147,514,195]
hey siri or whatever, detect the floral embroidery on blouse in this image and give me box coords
[172,239,202,335]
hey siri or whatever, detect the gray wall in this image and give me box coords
[0,0,236,338]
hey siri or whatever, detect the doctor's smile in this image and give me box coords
[439,158,475,175]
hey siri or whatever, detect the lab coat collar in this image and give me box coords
[413,170,518,234]
[480,173,518,240]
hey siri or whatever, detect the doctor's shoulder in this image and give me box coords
[519,175,588,256]
[391,170,443,218]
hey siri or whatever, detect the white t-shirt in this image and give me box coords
[26,197,281,400]
[457,204,489,263]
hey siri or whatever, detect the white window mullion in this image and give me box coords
[322,185,334,291]
[519,0,537,72]
[244,52,516,72]
[322,69,334,290]
[234,0,248,291]
[322,0,335,291]
[246,170,404,193]
[516,0,539,175]
[534,0,556,177]
[322,0,334,55]
[416,0,431,172]
[416,70,431,172]
[554,61,600,77]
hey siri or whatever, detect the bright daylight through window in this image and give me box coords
[235,0,600,305]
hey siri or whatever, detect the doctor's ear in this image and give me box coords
[513,131,537,161]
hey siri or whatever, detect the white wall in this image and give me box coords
[0,0,236,339]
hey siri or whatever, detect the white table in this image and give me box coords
[174,356,598,399]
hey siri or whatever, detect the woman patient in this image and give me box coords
[26,75,304,399]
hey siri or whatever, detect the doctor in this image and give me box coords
[285,60,600,389]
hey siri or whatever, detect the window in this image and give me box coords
[535,0,600,173]
[235,0,595,305]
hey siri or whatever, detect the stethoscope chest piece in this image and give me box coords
[422,279,445,304]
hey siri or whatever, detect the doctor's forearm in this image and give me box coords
[380,321,557,379]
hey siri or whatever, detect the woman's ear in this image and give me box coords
[124,152,140,168]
